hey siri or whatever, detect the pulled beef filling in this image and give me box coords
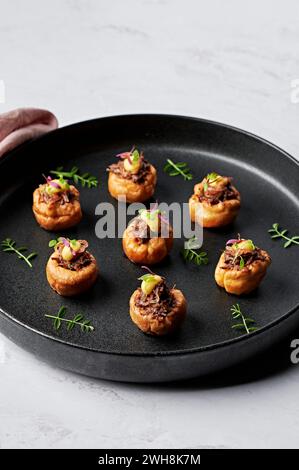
[128,217,150,243]
[128,217,160,243]
[127,217,170,244]
[53,251,92,271]
[135,281,175,318]
[52,241,92,271]
[107,159,150,183]
[39,186,75,206]
[223,247,266,270]
[197,179,238,205]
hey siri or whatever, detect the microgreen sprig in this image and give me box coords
[203,172,221,191]
[164,158,193,181]
[181,236,208,266]
[1,238,37,268]
[50,166,98,188]
[45,306,94,332]
[268,223,299,248]
[231,304,257,335]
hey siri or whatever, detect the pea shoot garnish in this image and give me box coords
[164,158,193,181]
[50,166,98,188]
[45,306,94,332]
[268,223,299,248]
[181,236,209,266]
[1,238,37,268]
[231,304,258,335]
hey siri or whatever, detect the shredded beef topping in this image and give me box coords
[127,216,170,244]
[38,185,76,206]
[135,281,175,318]
[107,159,151,183]
[128,217,150,243]
[53,251,92,271]
[197,177,239,205]
[222,246,267,270]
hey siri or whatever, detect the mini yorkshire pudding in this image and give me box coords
[46,237,98,296]
[33,176,82,231]
[189,172,240,228]
[122,207,173,265]
[215,238,271,295]
[129,270,187,335]
[107,147,157,203]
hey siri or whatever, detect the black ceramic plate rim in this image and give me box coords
[0,113,298,358]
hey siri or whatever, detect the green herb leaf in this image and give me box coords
[268,223,299,248]
[1,238,37,268]
[50,166,98,189]
[45,307,94,333]
[230,304,258,335]
[181,236,208,266]
[164,158,193,181]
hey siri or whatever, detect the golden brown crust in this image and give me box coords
[189,182,241,228]
[214,250,271,295]
[108,164,157,203]
[46,252,98,296]
[122,225,173,265]
[129,288,187,335]
[33,185,82,231]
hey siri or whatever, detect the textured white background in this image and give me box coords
[1,0,299,449]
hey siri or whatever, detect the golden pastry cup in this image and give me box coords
[214,250,271,295]
[46,252,98,297]
[33,185,82,231]
[108,164,157,203]
[129,288,187,336]
[189,182,240,228]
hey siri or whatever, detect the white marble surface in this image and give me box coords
[1,0,299,449]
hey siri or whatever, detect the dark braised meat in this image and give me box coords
[223,246,267,270]
[107,159,150,183]
[39,187,76,206]
[198,178,238,205]
[53,240,92,271]
[135,281,175,318]
[53,251,92,271]
[126,216,170,244]
[128,217,150,243]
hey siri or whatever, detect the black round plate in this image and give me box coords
[0,114,298,383]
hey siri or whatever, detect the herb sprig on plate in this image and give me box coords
[164,158,193,181]
[1,238,37,268]
[231,304,257,335]
[268,223,299,248]
[182,236,208,266]
[50,166,98,188]
[45,306,94,332]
